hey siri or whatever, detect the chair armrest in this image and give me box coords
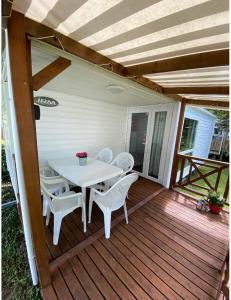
[91,187,112,197]
[91,187,106,196]
[53,192,83,201]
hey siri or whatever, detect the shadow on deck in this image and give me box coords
[42,178,229,300]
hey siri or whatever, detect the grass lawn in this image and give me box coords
[2,145,42,299]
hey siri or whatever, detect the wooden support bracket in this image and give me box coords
[32,57,71,91]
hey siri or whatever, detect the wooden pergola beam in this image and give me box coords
[125,49,229,76]
[24,16,180,102]
[185,98,229,108]
[32,57,71,91]
[8,11,50,287]
[164,86,229,95]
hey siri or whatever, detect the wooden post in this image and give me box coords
[224,175,229,200]
[170,100,186,188]
[8,11,50,287]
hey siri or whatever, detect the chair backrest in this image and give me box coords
[40,178,56,211]
[40,165,57,179]
[96,148,113,163]
[100,173,138,210]
[111,152,134,174]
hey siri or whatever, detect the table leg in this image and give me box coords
[81,187,87,232]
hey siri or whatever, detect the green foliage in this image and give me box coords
[2,142,41,300]
[2,206,42,300]
[2,143,11,184]
[209,109,229,131]
[207,190,224,207]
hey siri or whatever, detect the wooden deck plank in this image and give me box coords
[52,268,73,300]
[142,206,226,259]
[163,190,229,227]
[59,261,89,300]
[86,244,136,300]
[145,199,227,249]
[100,237,168,300]
[132,191,228,253]
[42,179,228,300]
[42,284,58,300]
[77,250,120,300]
[111,229,199,300]
[128,218,220,286]
[93,239,152,300]
[159,191,229,231]
[152,195,229,243]
[132,210,223,273]
[119,222,218,297]
[114,225,215,299]
[70,256,104,300]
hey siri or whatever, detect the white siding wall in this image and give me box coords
[35,89,127,165]
[183,107,216,158]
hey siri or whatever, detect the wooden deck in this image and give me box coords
[42,179,229,300]
[45,177,163,262]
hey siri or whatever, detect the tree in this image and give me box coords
[209,109,229,132]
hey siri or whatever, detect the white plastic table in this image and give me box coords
[48,157,123,200]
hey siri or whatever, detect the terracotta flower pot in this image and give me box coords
[209,204,223,214]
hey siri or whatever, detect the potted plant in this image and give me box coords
[207,190,224,214]
[76,152,88,166]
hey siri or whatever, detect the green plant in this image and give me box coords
[2,143,11,184]
[207,190,225,207]
[2,141,41,299]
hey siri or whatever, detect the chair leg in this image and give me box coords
[82,201,87,233]
[103,208,112,239]
[124,203,128,224]
[43,196,48,216]
[88,190,93,223]
[53,213,63,245]
[46,205,51,226]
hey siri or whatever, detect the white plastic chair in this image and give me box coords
[104,152,134,189]
[89,173,138,239]
[40,165,69,216]
[95,148,113,163]
[41,179,86,245]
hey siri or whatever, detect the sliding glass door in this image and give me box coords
[128,112,149,173]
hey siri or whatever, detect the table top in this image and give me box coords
[48,157,123,187]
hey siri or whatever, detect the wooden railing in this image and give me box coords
[173,154,229,202]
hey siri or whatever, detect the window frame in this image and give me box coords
[179,117,198,155]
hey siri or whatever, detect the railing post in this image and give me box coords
[224,175,229,201]
[170,99,186,188]
[179,157,186,184]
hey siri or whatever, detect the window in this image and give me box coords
[180,118,198,151]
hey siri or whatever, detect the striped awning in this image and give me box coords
[12,0,229,103]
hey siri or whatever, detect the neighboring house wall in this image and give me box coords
[181,106,216,158]
[35,89,127,165]
[177,106,216,181]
